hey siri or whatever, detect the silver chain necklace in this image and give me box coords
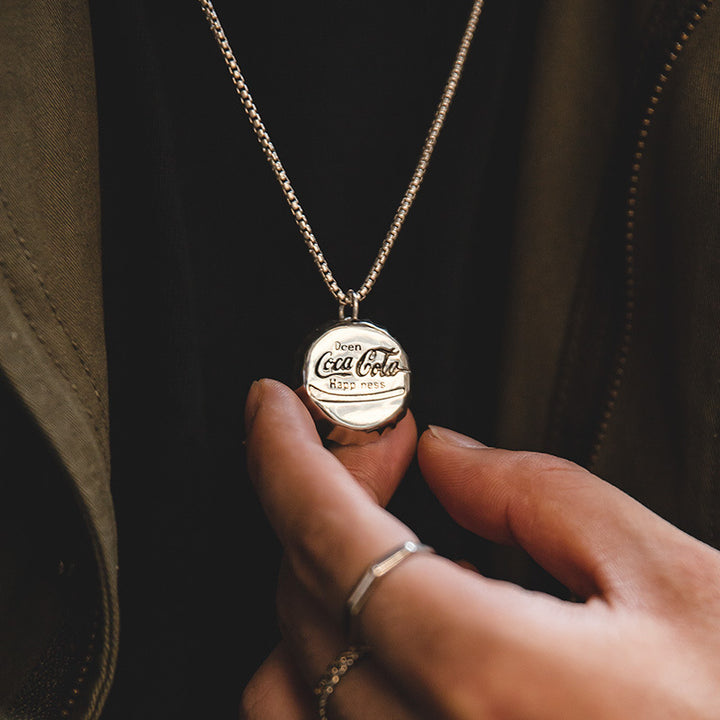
[199,0,484,441]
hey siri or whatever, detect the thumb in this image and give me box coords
[417,425,683,602]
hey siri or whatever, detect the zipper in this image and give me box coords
[589,0,714,468]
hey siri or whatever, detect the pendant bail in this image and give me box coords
[339,290,360,321]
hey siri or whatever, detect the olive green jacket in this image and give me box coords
[0,1,117,717]
[0,1,717,717]
[500,0,720,542]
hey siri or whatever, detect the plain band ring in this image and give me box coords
[314,645,367,719]
[346,540,435,640]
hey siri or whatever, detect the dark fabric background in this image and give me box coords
[90,1,540,716]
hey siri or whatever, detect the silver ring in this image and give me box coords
[346,540,435,641]
[314,645,367,719]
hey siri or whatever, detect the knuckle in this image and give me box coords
[658,541,720,616]
[513,451,590,510]
[286,503,347,594]
[512,450,581,483]
[504,451,591,543]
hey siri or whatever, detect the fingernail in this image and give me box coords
[427,425,487,449]
[245,380,264,434]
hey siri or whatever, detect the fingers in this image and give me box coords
[245,379,417,614]
[242,589,422,720]
[417,425,700,602]
[329,411,417,507]
[276,562,424,719]
[246,390,720,719]
[245,381,588,717]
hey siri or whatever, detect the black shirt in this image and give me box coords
[90,1,539,716]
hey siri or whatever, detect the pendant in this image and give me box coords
[297,319,411,444]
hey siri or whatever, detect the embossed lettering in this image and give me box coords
[356,347,402,378]
[335,341,361,352]
[329,378,356,391]
[313,344,407,382]
[315,351,354,378]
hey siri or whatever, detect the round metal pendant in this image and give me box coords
[297,320,411,443]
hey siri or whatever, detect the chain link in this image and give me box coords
[198,0,484,308]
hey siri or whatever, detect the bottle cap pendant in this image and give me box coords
[297,320,411,444]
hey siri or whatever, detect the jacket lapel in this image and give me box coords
[0,0,118,715]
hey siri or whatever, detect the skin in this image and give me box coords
[241,379,720,719]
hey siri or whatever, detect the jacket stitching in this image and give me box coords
[0,188,109,467]
[0,187,107,430]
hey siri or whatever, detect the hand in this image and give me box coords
[241,379,720,719]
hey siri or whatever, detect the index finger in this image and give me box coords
[245,378,418,616]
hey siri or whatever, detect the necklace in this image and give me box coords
[199,0,484,442]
